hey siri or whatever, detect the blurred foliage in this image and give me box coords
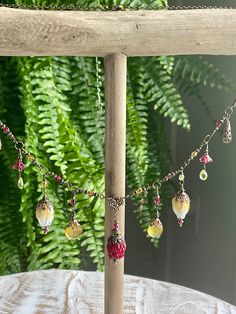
[0,0,233,273]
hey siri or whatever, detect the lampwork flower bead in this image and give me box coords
[36,197,54,234]
[199,153,213,165]
[106,229,126,263]
[65,219,83,240]
[147,218,163,238]
[172,191,190,226]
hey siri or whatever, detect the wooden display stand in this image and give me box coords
[1,7,236,314]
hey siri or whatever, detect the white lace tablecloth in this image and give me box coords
[0,270,235,313]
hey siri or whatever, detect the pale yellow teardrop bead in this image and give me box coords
[65,219,83,240]
[18,177,24,189]
[178,174,185,181]
[199,169,208,181]
[147,218,163,238]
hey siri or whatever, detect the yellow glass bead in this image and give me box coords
[147,218,163,238]
[18,177,24,189]
[42,179,48,189]
[199,169,208,181]
[191,151,198,158]
[65,219,83,240]
[178,174,185,181]
[27,154,34,161]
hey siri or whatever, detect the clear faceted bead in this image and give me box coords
[18,177,24,189]
[199,169,208,181]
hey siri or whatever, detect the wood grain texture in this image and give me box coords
[0,270,235,313]
[2,8,236,56]
[104,53,127,314]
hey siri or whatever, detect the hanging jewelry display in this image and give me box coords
[172,169,190,227]
[106,198,126,263]
[0,100,235,262]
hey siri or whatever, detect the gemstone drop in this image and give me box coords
[178,174,185,181]
[18,177,24,189]
[147,218,163,238]
[199,169,208,181]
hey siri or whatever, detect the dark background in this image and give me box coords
[125,0,236,305]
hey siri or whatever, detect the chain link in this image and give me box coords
[0,3,235,11]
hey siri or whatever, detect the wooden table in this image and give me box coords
[0,269,235,313]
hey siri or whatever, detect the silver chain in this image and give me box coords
[0,3,234,11]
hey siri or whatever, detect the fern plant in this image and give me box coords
[0,0,233,273]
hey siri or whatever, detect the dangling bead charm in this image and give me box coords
[147,189,163,238]
[199,145,212,181]
[106,198,126,263]
[172,169,190,226]
[106,222,126,263]
[65,217,83,240]
[65,193,83,240]
[172,191,190,227]
[147,218,163,238]
[223,118,232,144]
[36,196,54,234]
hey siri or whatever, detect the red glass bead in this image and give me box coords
[154,194,160,206]
[69,199,77,206]
[178,218,184,227]
[54,175,62,182]
[12,160,25,171]
[2,127,10,133]
[199,153,213,165]
[106,235,126,263]
[113,223,119,230]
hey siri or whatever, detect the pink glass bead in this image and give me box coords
[2,127,10,133]
[113,223,119,230]
[54,175,62,182]
[42,226,49,234]
[154,194,160,206]
[178,218,184,227]
[12,160,25,171]
[69,199,77,206]
[216,120,223,129]
[199,153,213,165]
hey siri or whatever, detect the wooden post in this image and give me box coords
[104,53,127,314]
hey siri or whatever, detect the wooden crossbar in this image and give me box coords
[1,8,236,56]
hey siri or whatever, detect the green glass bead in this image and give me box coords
[18,177,24,189]
[199,169,208,181]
